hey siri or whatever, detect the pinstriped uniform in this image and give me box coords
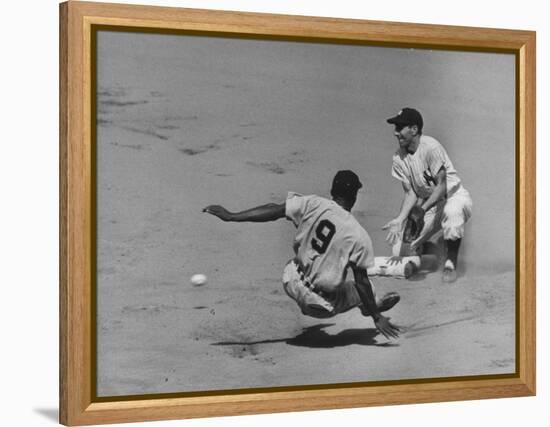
[391,135,473,248]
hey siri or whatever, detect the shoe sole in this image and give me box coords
[377,292,400,312]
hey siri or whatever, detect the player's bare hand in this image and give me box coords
[203,205,233,221]
[386,256,403,266]
[374,315,400,339]
[382,218,404,246]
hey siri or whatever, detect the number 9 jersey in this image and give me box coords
[285,192,375,293]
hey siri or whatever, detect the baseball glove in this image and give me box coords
[403,206,425,243]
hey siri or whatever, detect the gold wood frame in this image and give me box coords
[60,1,536,425]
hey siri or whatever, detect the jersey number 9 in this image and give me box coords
[311,219,336,254]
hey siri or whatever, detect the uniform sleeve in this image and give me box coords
[426,142,461,194]
[426,143,448,177]
[348,230,375,270]
[391,156,410,185]
[285,192,307,227]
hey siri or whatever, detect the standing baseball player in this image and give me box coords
[382,107,473,283]
[203,170,400,339]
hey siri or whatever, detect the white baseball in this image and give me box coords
[190,274,207,286]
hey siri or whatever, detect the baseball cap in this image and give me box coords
[386,107,423,128]
[331,170,363,195]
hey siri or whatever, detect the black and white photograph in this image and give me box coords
[95,28,516,397]
[3,0,547,426]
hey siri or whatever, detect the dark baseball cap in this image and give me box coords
[386,107,423,128]
[331,170,363,195]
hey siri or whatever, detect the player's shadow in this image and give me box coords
[287,324,383,348]
[213,324,395,349]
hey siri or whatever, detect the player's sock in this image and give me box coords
[443,239,460,283]
[444,259,455,270]
[445,238,461,268]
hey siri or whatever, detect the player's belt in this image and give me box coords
[447,182,462,198]
[421,182,462,201]
[293,259,326,298]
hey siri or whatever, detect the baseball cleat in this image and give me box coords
[442,268,457,283]
[442,260,457,283]
[403,261,417,279]
[377,291,400,312]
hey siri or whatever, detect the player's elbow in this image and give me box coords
[437,178,447,194]
[264,203,286,221]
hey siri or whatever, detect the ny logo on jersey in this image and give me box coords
[423,169,437,187]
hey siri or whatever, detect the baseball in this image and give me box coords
[190,274,207,286]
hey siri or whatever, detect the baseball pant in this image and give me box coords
[282,260,377,319]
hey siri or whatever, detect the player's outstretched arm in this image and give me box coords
[203,203,286,223]
[352,267,400,339]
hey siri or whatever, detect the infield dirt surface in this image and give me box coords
[95,32,516,396]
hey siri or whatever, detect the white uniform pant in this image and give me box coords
[282,260,376,319]
[394,186,473,255]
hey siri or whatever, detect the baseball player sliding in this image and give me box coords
[203,170,400,339]
[382,108,473,283]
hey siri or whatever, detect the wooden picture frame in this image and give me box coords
[60,1,536,425]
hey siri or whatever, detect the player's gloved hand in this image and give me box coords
[403,206,425,243]
[382,218,405,246]
[373,314,400,339]
[203,205,233,221]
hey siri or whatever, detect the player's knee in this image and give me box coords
[443,224,465,240]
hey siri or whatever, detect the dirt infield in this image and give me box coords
[97,259,514,395]
[95,32,516,396]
